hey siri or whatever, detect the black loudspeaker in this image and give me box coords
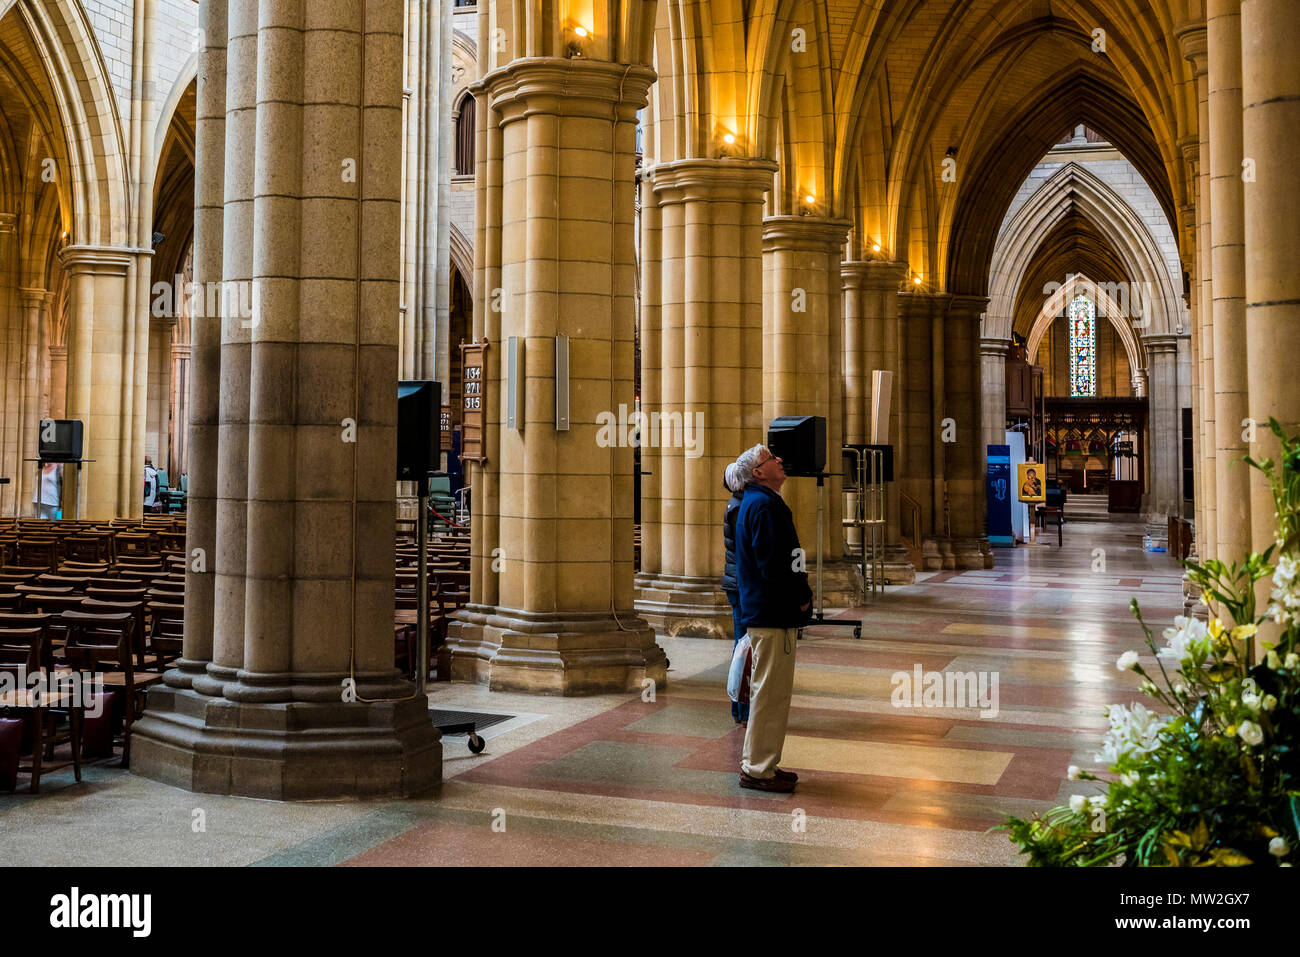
[767,415,826,476]
[842,443,894,484]
[38,419,83,463]
[397,380,441,487]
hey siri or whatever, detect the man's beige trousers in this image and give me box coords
[741,626,800,778]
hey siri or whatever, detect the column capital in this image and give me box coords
[980,336,1011,358]
[18,287,52,307]
[0,211,15,233]
[761,215,851,252]
[644,157,777,204]
[47,344,66,358]
[898,291,953,319]
[1176,22,1208,75]
[947,294,989,321]
[841,259,908,290]
[1142,332,1184,355]
[482,57,655,125]
[59,244,138,276]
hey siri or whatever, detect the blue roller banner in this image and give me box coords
[987,445,1013,546]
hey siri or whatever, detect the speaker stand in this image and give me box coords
[804,472,862,640]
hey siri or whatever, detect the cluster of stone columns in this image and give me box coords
[445,57,667,694]
[133,0,440,798]
[1177,0,1299,579]
[635,158,774,638]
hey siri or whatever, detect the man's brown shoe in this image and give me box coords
[773,767,798,783]
[738,772,796,793]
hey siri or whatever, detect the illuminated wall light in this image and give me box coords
[872,243,881,252]
[804,194,816,205]
[574,25,588,38]
[913,276,923,285]
[722,132,735,145]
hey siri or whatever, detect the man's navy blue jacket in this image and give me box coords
[735,483,813,630]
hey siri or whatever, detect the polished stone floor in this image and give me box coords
[0,496,1186,865]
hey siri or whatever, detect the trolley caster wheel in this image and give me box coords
[853,626,862,639]
[467,734,486,754]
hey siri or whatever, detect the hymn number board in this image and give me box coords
[460,339,488,464]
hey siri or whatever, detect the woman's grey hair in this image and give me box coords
[723,461,744,494]
[733,444,769,488]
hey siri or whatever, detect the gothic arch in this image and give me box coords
[1023,271,1145,382]
[984,161,1183,343]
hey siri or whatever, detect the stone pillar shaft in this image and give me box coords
[1209,0,1251,556]
[175,0,226,690]
[762,215,850,557]
[635,158,774,638]
[947,296,992,568]
[446,58,665,694]
[1243,0,1300,552]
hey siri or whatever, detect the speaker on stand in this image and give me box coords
[766,415,862,639]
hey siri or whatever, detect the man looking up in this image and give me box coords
[732,443,811,793]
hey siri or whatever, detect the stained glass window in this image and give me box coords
[1068,295,1096,397]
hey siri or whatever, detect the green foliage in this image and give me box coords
[998,420,1300,866]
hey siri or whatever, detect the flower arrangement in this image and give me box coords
[1000,420,1300,866]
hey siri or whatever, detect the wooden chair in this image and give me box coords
[146,601,184,668]
[60,610,156,768]
[80,597,148,671]
[0,624,82,794]
[64,535,111,564]
[15,539,58,572]
[114,533,157,559]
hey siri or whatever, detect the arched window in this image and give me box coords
[454,92,475,175]
[1068,295,1097,397]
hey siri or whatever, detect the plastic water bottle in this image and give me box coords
[1143,533,1151,551]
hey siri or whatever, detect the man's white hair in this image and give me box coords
[734,444,769,488]
[724,462,745,493]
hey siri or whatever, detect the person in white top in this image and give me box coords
[33,462,61,519]
[144,456,160,511]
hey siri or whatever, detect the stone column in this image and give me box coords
[948,296,992,569]
[634,158,775,638]
[47,345,67,421]
[170,0,225,692]
[168,339,190,476]
[1180,23,1215,559]
[762,215,854,603]
[133,0,440,798]
[445,58,666,694]
[59,246,133,520]
[1209,0,1252,558]
[1144,335,1183,517]
[980,336,1010,449]
[1242,0,1300,556]
[17,289,51,514]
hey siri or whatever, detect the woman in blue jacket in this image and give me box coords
[721,463,749,724]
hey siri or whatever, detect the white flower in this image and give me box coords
[1069,794,1087,814]
[1263,694,1278,712]
[1269,837,1289,857]
[1238,720,1264,747]
[1117,650,1140,671]
[1120,772,1137,787]
[1089,795,1106,808]
[1242,690,1263,713]
[1268,555,1300,626]
[1067,765,1081,780]
[1095,703,1169,765]
[1286,653,1300,670]
[1159,616,1211,665]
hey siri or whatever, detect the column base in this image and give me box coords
[847,543,919,585]
[809,558,865,607]
[922,538,954,570]
[952,536,992,570]
[445,605,668,696]
[130,682,442,800]
[634,574,735,639]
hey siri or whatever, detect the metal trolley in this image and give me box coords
[843,445,889,605]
